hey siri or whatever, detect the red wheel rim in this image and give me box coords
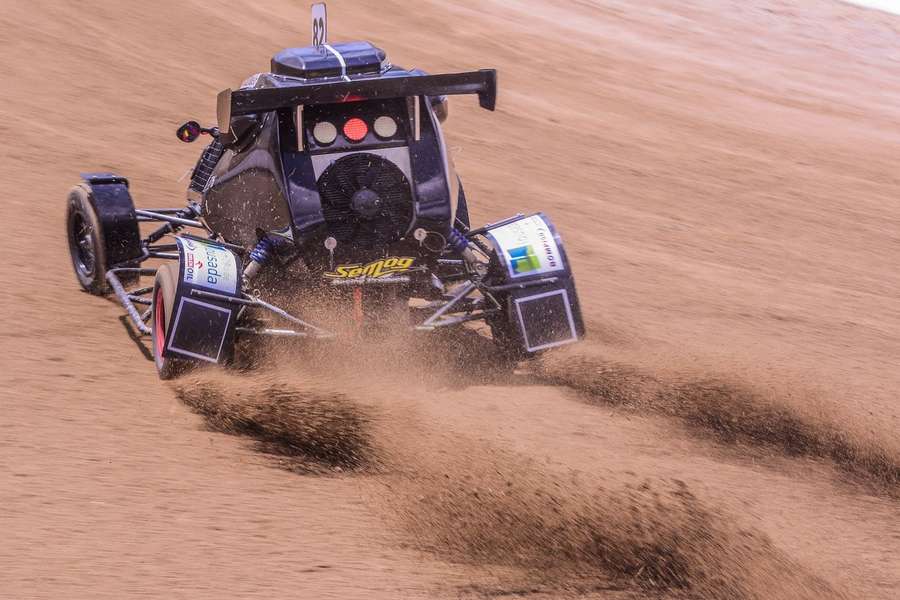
[154,287,166,358]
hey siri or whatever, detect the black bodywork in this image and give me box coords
[65,40,584,378]
[202,46,495,258]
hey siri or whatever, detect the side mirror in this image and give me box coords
[176,121,202,143]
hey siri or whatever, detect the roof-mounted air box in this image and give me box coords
[271,41,388,80]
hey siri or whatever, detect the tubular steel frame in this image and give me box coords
[108,205,506,344]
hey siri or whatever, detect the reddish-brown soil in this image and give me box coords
[1,1,898,599]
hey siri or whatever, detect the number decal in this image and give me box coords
[311,3,327,47]
[312,18,324,46]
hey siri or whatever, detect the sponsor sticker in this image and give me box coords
[507,244,542,275]
[490,215,563,279]
[181,238,239,294]
[324,256,415,279]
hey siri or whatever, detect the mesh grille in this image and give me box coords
[317,153,414,247]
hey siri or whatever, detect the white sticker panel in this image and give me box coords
[180,238,239,294]
[490,215,564,279]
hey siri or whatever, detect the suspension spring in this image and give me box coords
[447,228,470,254]
[249,236,278,266]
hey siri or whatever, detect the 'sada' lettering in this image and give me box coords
[179,238,238,294]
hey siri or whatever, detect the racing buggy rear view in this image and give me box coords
[65,4,585,379]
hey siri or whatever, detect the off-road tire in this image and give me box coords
[151,263,191,380]
[488,313,534,364]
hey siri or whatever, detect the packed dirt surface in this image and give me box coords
[2,0,899,598]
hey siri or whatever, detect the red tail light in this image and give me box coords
[343,117,368,142]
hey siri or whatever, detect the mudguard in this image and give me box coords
[486,213,585,353]
[79,172,142,266]
[160,236,243,364]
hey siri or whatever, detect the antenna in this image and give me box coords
[311,3,327,47]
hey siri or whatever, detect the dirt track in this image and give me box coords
[1,0,899,598]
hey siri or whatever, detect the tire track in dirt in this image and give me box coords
[173,355,846,600]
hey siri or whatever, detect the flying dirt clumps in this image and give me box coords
[536,347,900,493]
[172,365,845,599]
[173,373,377,472]
[669,378,900,488]
[384,453,844,600]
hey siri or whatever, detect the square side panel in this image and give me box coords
[167,298,233,363]
[514,289,577,352]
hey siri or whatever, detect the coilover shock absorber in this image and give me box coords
[447,228,469,254]
[243,236,284,281]
[447,228,486,275]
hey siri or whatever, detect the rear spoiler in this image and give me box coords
[217,69,497,132]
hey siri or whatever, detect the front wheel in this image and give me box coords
[151,263,191,380]
[66,185,109,294]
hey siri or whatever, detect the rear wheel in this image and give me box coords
[151,263,190,380]
[66,185,138,294]
[487,303,534,364]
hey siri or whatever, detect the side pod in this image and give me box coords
[485,213,585,354]
[158,236,243,365]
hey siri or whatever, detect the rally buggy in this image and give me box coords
[65,6,584,379]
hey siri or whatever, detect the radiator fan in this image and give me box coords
[317,153,414,247]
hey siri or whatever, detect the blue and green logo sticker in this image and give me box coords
[507,245,541,274]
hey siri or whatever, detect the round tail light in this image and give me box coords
[313,121,337,145]
[373,116,398,139]
[343,117,368,142]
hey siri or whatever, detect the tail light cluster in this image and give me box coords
[343,117,368,142]
[312,115,399,146]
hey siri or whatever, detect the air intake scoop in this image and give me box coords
[271,41,388,80]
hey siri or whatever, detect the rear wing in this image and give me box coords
[217,69,497,132]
